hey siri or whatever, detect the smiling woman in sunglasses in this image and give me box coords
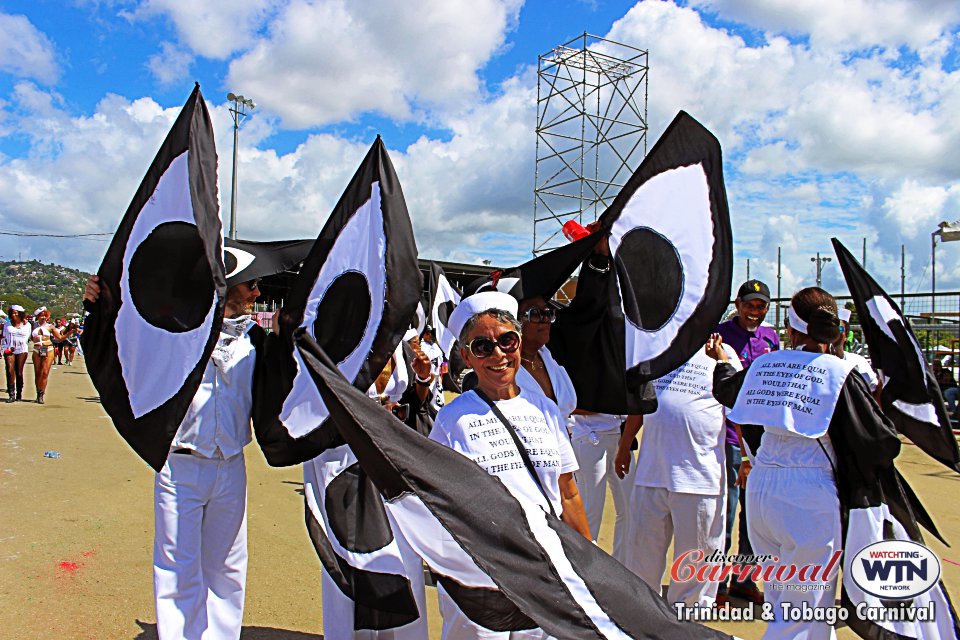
[429,291,590,640]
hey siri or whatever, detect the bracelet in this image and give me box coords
[414,373,432,384]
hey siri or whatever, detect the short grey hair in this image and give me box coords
[458,308,522,345]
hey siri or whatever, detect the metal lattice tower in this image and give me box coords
[534,34,648,255]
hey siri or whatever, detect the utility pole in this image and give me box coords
[900,244,905,310]
[746,258,750,281]
[776,247,782,330]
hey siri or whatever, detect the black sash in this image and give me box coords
[473,389,558,518]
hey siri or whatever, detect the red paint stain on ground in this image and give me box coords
[58,561,84,574]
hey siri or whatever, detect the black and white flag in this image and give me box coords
[296,332,730,640]
[833,238,960,473]
[81,84,224,472]
[550,111,732,413]
[252,137,426,634]
[427,262,462,358]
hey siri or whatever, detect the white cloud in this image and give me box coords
[146,42,194,86]
[0,74,538,271]
[689,0,960,52]
[881,180,960,238]
[129,0,279,59]
[226,0,523,128]
[0,13,59,84]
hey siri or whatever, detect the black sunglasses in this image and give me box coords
[246,279,260,289]
[467,331,521,359]
[521,307,556,324]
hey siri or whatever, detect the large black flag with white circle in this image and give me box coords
[550,111,732,413]
[253,136,421,448]
[833,238,960,473]
[251,137,425,632]
[81,84,224,472]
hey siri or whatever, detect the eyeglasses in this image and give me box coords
[521,307,556,324]
[246,279,260,290]
[467,331,520,359]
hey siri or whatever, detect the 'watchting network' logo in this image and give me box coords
[850,540,940,600]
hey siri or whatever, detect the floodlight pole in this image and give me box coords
[932,229,939,318]
[227,93,255,240]
[811,252,832,288]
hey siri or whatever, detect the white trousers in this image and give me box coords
[320,537,428,640]
[436,584,549,640]
[748,465,840,640]
[623,486,725,606]
[154,451,248,640]
[571,431,635,561]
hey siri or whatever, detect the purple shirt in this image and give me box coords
[716,318,780,444]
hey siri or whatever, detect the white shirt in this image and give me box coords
[634,346,741,495]
[2,322,31,355]
[515,345,578,419]
[843,351,879,393]
[569,413,623,440]
[171,320,257,459]
[431,388,579,514]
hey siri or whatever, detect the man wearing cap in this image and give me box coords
[714,279,779,606]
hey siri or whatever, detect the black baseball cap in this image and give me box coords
[737,280,770,303]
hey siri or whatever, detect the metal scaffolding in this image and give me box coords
[533,33,648,255]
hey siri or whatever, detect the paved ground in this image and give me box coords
[2,356,958,638]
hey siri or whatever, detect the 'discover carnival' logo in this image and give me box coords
[850,540,941,600]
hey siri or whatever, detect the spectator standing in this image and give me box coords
[714,279,778,606]
[2,305,31,402]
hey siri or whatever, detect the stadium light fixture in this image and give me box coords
[227,92,256,240]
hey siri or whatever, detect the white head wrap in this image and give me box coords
[447,291,518,339]
[10,304,24,313]
[786,305,808,334]
[34,306,47,316]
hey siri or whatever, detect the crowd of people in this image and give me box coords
[77,250,946,640]
[1,304,82,404]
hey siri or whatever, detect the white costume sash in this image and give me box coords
[727,350,855,438]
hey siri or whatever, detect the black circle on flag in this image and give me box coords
[313,271,372,363]
[224,249,238,276]
[129,221,214,333]
[325,463,394,553]
[616,227,683,331]
[438,301,455,328]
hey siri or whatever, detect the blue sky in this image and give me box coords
[2,0,960,302]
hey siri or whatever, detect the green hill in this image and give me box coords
[0,260,91,318]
